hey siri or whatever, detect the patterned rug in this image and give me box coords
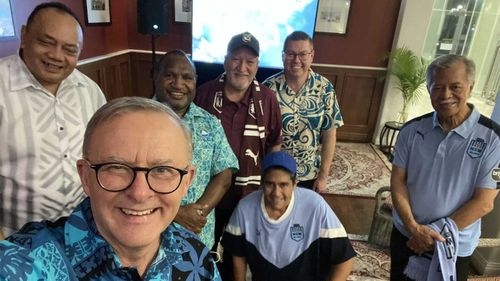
[348,240,390,281]
[325,142,391,198]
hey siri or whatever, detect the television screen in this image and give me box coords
[192,0,319,69]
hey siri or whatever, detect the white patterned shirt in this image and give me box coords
[0,54,106,236]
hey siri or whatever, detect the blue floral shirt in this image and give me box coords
[264,70,343,181]
[0,198,221,281]
[180,104,238,248]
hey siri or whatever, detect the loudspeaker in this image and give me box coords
[137,0,168,35]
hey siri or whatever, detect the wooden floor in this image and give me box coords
[322,193,376,236]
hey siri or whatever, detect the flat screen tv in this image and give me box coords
[192,0,319,69]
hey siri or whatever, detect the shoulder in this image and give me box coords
[263,71,285,85]
[477,114,500,138]
[237,190,262,210]
[6,218,66,249]
[400,112,434,132]
[197,79,219,94]
[295,188,330,210]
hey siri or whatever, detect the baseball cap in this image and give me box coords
[262,151,297,176]
[227,32,260,56]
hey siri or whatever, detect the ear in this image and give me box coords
[310,49,315,61]
[20,25,28,49]
[180,165,196,197]
[468,80,475,98]
[76,159,91,196]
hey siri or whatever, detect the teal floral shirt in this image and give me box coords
[264,70,343,181]
[180,104,238,248]
[0,198,221,280]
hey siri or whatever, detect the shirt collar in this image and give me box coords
[432,103,479,138]
[65,198,184,270]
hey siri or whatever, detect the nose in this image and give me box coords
[47,45,64,61]
[124,172,155,202]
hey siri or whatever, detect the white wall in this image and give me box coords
[373,0,434,144]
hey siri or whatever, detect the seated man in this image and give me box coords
[222,151,355,281]
[0,97,220,280]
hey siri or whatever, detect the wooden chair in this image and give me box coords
[368,186,393,248]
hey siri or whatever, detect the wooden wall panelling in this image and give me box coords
[130,52,155,98]
[78,53,132,100]
[313,65,385,142]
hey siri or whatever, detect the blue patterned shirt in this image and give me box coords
[180,104,239,248]
[0,198,221,281]
[264,70,343,181]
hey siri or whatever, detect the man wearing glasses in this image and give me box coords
[264,31,343,192]
[0,97,221,280]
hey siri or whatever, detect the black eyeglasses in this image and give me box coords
[85,161,188,194]
[283,50,313,60]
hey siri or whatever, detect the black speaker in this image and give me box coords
[137,0,168,35]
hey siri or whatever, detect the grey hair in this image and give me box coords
[82,97,192,161]
[426,54,476,89]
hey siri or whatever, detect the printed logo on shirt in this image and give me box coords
[492,168,500,182]
[290,224,304,242]
[467,138,486,159]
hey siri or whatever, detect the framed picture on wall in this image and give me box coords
[175,0,192,23]
[315,0,352,34]
[0,0,16,40]
[83,0,111,26]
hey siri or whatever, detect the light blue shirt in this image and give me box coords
[392,105,500,256]
[180,104,238,248]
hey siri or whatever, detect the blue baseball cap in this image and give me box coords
[262,151,297,176]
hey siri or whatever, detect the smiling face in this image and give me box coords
[262,168,297,219]
[428,61,474,124]
[77,111,195,255]
[223,47,259,93]
[283,39,314,81]
[155,53,197,117]
[20,8,83,94]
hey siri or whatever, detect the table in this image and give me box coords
[379,121,403,155]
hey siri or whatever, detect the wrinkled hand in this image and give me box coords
[406,224,445,254]
[313,176,327,193]
[174,203,208,234]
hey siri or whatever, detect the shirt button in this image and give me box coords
[59,127,64,131]
[63,154,68,158]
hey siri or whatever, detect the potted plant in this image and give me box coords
[384,47,428,124]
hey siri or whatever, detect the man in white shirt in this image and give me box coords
[0,2,106,238]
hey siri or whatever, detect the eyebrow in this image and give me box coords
[40,33,81,49]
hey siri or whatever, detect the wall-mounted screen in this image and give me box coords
[192,0,319,69]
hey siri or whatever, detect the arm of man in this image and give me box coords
[329,258,353,281]
[233,255,247,281]
[450,187,499,230]
[0,230,4,240]
[314,128,337,193]
[174,169,233,233]
[391,166,444,254]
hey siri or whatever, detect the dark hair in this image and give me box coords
[262,166,297,183]
[283,31,313,51]
[158,49,197,74]
[426,54,475,89]
[26,2,83,34]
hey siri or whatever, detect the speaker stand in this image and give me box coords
[150,34,158,96]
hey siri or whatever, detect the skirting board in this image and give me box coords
[472,250,500,275]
